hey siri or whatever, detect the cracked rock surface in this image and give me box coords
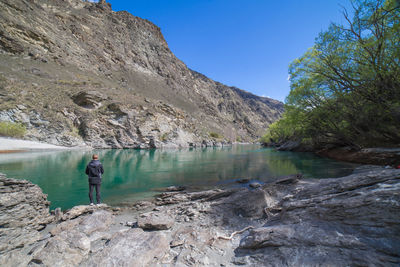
[0,166,399,266]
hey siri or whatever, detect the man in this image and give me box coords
[85,154,104,205]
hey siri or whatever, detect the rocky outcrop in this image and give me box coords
[0,0,283,148]
[236,167,400,266]
[0,173,52,266]
[2,167,399,266]
[71,91,108,109]
[137,211,175,230]
[317,147,400,166]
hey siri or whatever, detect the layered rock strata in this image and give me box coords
[1,167,399,266]
[0,174,52,266]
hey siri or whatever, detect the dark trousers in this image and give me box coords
[89,183,101,204]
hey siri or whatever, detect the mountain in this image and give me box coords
[0,0,283,148]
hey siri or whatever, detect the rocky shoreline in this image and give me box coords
[264,141,400,166]
[1,166,399,266]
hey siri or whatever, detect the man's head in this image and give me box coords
[92,154,99,160]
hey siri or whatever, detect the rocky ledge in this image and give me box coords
[0,167,399,266]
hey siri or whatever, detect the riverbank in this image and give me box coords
[317,147,400,166]
[263,141,400,166]
[0,137,90,153]
[1,166,399,266]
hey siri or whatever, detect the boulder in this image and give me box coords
[249,182,261,188]
[137,211,174,230]
[219,188,268,218]
[51,210,114,236]
[62,203,112,221]
[78,210,115,235]
[32,230,91,267]
[0,175,52,255]
[72,91,108,109]
[275,173,302,185]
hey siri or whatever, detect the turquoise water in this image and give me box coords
[0,145,358,210]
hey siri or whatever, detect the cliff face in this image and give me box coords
[0,0,283,148]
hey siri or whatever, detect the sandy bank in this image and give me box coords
[0,137,86,152]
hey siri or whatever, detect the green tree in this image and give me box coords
[263,0,400,148]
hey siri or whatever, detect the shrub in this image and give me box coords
[160,133,168,142]
[209,132,222,139]
[0,121,26,138]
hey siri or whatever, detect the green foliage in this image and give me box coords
[267,0,400,148]
[0,121,26,138]
[209,132,223,139]
[160,133,168,142]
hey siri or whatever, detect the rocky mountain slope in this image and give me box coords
[0,0,283,148]
[1,166,399,266]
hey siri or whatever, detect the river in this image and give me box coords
[0,145,359,210]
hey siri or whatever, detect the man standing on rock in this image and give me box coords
[85,154,104,205]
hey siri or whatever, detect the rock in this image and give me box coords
[237,169,400,266]
[1,168,400,266]
[125,221,137,227]
[275,140,313,152]
[62,203,113,221]
[220,188,268,218]
[275,173,302,184]
[164,185,186,192]
[0,174,52,256]
[249,182,261,188]
[77,210,115,235]
[82,228,169,266]
[71,91,108,109]
[137,211,174,230]
[32,230,91,267]
[236,178,250,184]
[318,147,400,165]
[53,207,63,221]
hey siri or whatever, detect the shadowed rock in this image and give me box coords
[72,91,108,109]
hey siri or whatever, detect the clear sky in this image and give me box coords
[106,0,353,102]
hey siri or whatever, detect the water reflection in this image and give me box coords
[0,145,358,210]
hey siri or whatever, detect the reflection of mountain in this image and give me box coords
[0,146,358,209]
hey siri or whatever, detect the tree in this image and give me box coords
[263,0,400,148]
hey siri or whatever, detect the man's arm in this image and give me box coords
[85,165,89,175]
[100,164,104,174]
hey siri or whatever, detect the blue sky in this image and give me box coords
[106,0,353,102]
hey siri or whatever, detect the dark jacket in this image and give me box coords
[85,160,104,185]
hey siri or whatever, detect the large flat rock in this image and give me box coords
[81,228,169,266]
[237,168,400,266]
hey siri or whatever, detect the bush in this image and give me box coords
[160,133,168,142]
[0,121,26,138]
[209,132,223,139]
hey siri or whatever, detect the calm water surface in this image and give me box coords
[0,145,358,210]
